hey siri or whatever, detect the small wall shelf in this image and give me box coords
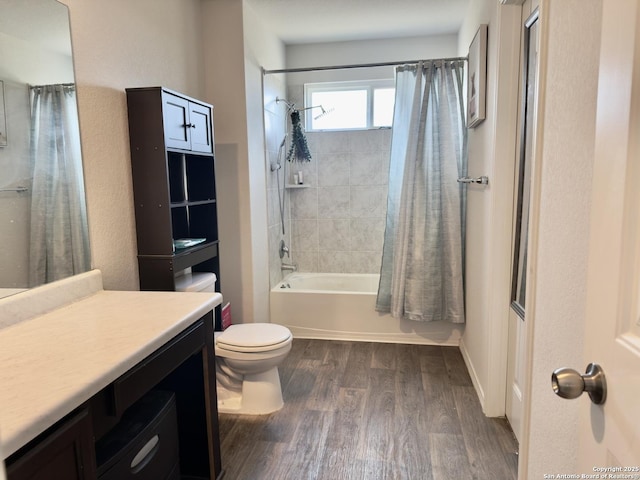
[285,184,311,189]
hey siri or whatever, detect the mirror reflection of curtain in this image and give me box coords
[29,84,90,287]
[376,60,467,323]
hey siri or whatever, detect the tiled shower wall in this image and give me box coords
[265,83,392,283]
[288,128,392,273]
[285,86,392,274]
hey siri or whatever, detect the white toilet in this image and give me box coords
[175,270,293,415]
[214,323,292,414]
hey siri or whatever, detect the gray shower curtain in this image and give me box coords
[376,60,467,323]
[29,84,90,287]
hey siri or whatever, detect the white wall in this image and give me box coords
[63,0,205,291]
[0,33,73,85]
[58,0,284,322]
[286,34,458,69]
[243,1,286,321]
[522,0,601,476]
[285,34,458,85]
[201,0,252,323]
[457,0,523,416]
[201,0,285,324]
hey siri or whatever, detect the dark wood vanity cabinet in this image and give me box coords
[6,408,95,480]
[125,87,221,327]
[5,312,223,480]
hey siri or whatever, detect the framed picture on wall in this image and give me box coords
[0,80,6,146]
[467,24,488,128]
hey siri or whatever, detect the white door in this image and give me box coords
[576,0,640,468]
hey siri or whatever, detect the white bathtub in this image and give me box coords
[270,272,463,345]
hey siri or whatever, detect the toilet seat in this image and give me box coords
[216,323,292,353]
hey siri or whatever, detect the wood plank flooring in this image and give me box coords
[218,339,518,479]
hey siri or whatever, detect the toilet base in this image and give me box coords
[216,366,284,415]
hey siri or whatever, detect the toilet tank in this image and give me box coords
[174,271,217,293]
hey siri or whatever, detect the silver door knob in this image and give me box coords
[551,363,606,405]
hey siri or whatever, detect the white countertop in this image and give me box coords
[0,273,222,459]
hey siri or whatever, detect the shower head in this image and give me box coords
[313,106,334,121]
[271,135,287,171]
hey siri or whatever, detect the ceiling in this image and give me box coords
[0,0,72,56]
[245,0,470,45]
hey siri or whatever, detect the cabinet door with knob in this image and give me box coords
[188,101,214,153]
[161,91,213,153]
[6,408,95,480]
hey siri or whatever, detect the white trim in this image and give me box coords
[459,336,486,407]
[482,2,523,417]
[518,0,547,476]
[287,326,461,346]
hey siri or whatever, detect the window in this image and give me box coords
[304,80,395,131]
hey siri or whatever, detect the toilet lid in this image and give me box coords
[216,323,292,352]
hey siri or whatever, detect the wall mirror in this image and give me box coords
[511,8,539,319]
[0,0,90,296]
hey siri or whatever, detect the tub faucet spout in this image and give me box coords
[281,262,297,272]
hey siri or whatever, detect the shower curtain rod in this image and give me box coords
[30,82,76,89]
[262,56,467,75]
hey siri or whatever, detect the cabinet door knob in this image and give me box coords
[183,123,196,129]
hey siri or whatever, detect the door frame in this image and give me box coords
[506,3,539,443]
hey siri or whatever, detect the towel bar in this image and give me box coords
[457,176,488,185]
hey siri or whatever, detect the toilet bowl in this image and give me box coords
[215,323,292,414]
[175,270,293,414]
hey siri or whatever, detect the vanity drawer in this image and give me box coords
[112,320,205,416]
[96,390,179,480]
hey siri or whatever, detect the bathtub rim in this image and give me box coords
[272,272,379,295]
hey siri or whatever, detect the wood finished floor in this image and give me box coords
[218,339,518,479]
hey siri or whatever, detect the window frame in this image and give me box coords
[304,79,395,132]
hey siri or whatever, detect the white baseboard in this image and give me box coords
[459,336,487,412]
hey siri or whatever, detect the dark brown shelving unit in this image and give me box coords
[125,87,221,329]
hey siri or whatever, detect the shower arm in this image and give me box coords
[297,105,322,112]
[276,97,330,118]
